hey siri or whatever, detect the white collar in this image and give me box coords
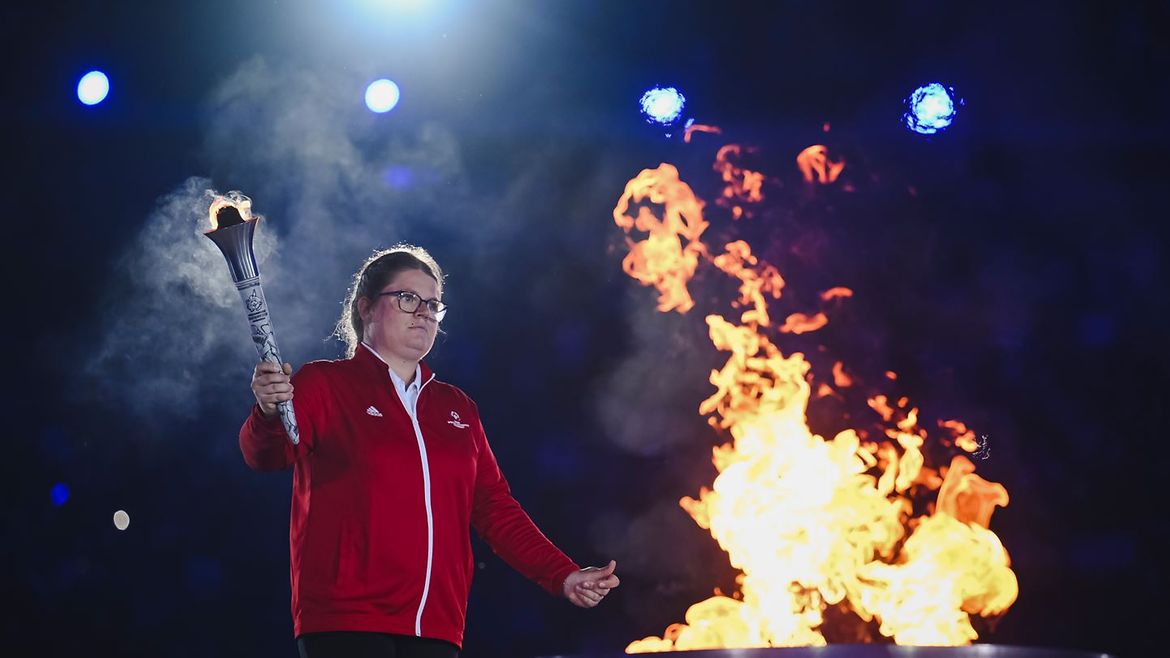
[360,341,421,390]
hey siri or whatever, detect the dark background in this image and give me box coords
[5,1,1167,657]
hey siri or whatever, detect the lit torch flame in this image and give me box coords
[203,189,301,446]
[207,191,255,231]
[618,145,1016,653]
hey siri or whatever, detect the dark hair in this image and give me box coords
[334,244,445,358]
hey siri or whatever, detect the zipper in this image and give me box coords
[360,344,440,635]
[408,372,436,635]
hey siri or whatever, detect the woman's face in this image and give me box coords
[360,268,441,365]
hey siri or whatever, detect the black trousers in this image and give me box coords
[297,631,460,658]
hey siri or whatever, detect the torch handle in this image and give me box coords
[234,276,301,446]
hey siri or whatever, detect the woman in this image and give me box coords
[240,245,619,658]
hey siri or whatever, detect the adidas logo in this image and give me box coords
[366,406,383,417]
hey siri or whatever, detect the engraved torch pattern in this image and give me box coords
[204,193,300,445]
[236,276,299,443]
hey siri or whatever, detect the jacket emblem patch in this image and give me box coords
[448,410,469,429]
[366,406,383,417]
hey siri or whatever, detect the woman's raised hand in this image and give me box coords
[251,361,293,417]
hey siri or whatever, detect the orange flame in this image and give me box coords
[939,419,981,455]
[617,148,1016,652]
[206,191,254,230]
[820,287,853,302]
[796,145,845,184]
[832,362,853,388]
[778,311,828,334]
[684,123,723,143]
[711,240,784,326]
[713,145,766,220]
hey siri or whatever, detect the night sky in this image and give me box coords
[6,2,1168,657]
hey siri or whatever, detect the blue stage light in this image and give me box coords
[384,165,414,189]
[77,70,110,106]
[365,79,401,113]
[640,86,686,126]
[51,483,70,506]
[904,82,960,135]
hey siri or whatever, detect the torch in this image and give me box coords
[204,192,300,445]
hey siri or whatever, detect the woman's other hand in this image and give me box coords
[563,560,620,608]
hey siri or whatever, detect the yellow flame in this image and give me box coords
[612,164,710,313]
[711,240,784,327]
[617,150,1016,653]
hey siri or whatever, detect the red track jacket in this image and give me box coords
[239,344,579,648]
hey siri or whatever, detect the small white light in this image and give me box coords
[77,70,110,106]
[639,86,686,126]
[904,82,961,135]
[365,79,401,114]
[113,509,130,531]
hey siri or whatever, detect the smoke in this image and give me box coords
[587,285,740,625]
[78,53,635,434]
[81,56,470,426]
[80,177,283,420]
[592,291,719,456]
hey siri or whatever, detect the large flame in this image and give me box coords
[617,147,1016,652]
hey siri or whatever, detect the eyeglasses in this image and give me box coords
[378,290,448,322]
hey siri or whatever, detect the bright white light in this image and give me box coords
[365,79,401,113]
[639,86,686,126]
[77,70,110,106]
[904,82,960,135]
[113,509,130,530]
